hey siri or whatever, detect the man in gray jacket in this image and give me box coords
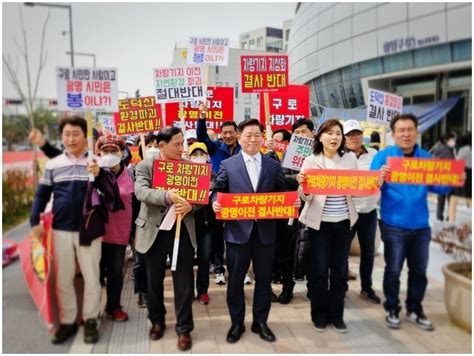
[134,126,196,351]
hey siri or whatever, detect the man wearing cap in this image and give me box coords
[343,120,381,305]
[134,126,197,351]
[30,116,103,344]
[188,142,214,305]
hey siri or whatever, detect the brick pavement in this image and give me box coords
[68,251,471,354]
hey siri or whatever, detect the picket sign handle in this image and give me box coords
[161,104,166,130]
[263,92,272,139]
[381,124,386,148]
[171,213,182,271]
[86,111,95,182]
[139,133,146,161]
[179,102,188,152]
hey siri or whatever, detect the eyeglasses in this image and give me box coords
[393,128,417,134]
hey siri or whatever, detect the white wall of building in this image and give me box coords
[289,2,472,84]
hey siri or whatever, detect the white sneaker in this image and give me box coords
[406,311,434,331]
[244,274,252,285]
[215,273,226,285]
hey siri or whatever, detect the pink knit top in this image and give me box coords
[102,167,134,245]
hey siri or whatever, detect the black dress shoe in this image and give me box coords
[149,323,166,340]
[226,324,245,343]
[251,322,276,342]
[271,290,279,303]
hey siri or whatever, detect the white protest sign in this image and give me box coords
[56,67,118,111]
[282,134,314,171]
[186,37,230,66]
[366,88,403,125]
[152,65,206,103]
[97,114,116,134]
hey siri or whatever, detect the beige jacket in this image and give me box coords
[298,152,359,230]
[134,160,197,254]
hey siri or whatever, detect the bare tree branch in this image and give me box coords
[18,5,34,122]
[32,10,51,105]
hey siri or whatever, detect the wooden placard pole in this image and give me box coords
[171,213,182,271]
[179,101,188,152]
[264,92,272,139]
[140,133,147,161]
[86,111,95,182]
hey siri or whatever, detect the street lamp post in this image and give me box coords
[24,2,74,66]
[66,51,96,67]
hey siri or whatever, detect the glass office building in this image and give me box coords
[288,3,471,147]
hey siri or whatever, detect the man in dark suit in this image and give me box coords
[212,119,300,343]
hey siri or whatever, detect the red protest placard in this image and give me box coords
[241,55,288,93]
[302,169,380,196]
[165,86,234,133]
[259,85,309,131]
[387,158,465,186]
[152,160,212,204]
[113,96,162,135]
[216,191,299,220]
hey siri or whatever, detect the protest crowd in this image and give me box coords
[25,51,470,352]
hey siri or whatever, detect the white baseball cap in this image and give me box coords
[343,120,363,135]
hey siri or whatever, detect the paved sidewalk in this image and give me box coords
[64,251,470,354]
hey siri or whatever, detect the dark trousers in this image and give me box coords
[436,194,450,221]
[133,250,147,294]
[380,222,431,314]
[309,220,352,324]
[196,221,213,296]
[144,225,195,335]
[101,242,127,312]
[351,209,378,291]
[211,221,226,274]
[226,224,275,325]
[272,219,297,286]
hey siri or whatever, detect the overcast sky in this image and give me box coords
[2,1,296,101]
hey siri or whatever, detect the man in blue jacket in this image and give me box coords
[371,113,452,332]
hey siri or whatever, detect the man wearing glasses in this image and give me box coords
[371,114,453,332]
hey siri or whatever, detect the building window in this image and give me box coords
[244,93,251,104]
[257,37,263,48]
[414,44,451,67]
[234,84,239,100]
[249,39,255,50]
[452,40,472,62]
[244,108,251,120]
[383,51,414,73]
[360,58,383,77]
[215,66,219,79]
[286,29,290,41]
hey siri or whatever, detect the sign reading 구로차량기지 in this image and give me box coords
[258,84,309,132]
[56,67,118,111]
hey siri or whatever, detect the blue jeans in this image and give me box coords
[380,222,431,314]
[308,220,352,324]
[351,209,378,291]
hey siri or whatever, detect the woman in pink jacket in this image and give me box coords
[95,134,135,322]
